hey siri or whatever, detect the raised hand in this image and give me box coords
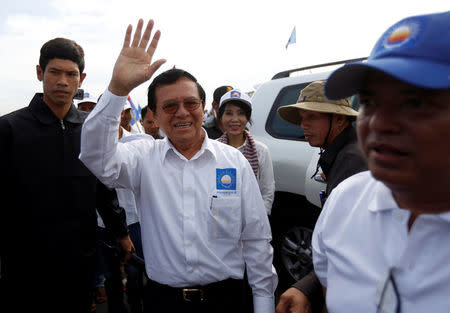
[108,19,166,96]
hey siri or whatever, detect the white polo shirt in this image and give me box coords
[312,171,450,313]
[80,90,276,313]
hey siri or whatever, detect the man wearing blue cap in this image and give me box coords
[276,10,450,313]
[307,11,450,313]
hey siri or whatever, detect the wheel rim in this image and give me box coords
[280,226,314,281]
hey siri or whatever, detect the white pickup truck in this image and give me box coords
[248,58,364,292]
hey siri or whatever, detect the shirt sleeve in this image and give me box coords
[292,271,325,311]
[240,158,276,313]
[79,89,145,192]
[256,143,275,215]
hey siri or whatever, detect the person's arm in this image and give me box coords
[96,180,135,261]
[257,144,275,215]
[79,19,165,189]
[0,117,11,256]
[240,159,276,313]
[96,180,128,238]
[293,272,324,309]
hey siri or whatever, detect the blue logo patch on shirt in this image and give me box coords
[216,168,237,190]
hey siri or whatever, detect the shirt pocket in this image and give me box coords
[208,196,241,240]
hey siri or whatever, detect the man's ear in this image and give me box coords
[335,114,349,129]
[36,65,43,81]
[79,73,87,87]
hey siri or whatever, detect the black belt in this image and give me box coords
[146,278,244,303]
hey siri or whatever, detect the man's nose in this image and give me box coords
[300,120,308,130]
[368,105,400,134]
[57,73,69,86]
[174,103,189,116]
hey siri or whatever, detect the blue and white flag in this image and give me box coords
[285,26,296,49]
[127,96,141,126]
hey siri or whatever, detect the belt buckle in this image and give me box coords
[182,288,204,302]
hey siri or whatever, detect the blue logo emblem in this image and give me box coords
[216,168,237,190]
[230,91,241,98]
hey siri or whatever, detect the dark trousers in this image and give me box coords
[143,278,248,313]
[97,227,128,313]
[1,253,95,313]
[124,222,145,313]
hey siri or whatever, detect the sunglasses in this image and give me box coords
[160,98,203,115]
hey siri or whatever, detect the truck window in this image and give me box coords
[265,82,310,141]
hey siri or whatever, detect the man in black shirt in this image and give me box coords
[0,37,133,313]
[276,80,367,313]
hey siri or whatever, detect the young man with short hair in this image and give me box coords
[0,37,133,313]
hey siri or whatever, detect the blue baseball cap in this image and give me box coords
[325,11,450,100]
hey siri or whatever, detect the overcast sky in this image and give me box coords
[0,0,447,115]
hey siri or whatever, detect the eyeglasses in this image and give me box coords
[160,98,203,115]
[376,269,400,313]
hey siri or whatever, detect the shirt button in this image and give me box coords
[190,267,195,272]
[186,186,192,192]
[187,242,192,247]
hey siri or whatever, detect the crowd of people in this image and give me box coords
[1,10,449,313]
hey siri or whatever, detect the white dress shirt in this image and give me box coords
[97,127,140,227]
[312,171,450,313]
[237,139,275,215]
[80,90,276,313]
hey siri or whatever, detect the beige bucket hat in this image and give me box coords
[277,80,358,125]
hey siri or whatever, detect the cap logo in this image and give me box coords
[298,96,306,102]
[230,91,241,98]
[83,92,90,99]
[388,26,411,44]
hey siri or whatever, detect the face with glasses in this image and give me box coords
[154,77,205,150]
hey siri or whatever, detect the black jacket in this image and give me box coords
[319,124,368,198]
[0,94,128,309]
[293,125,367,312]
[203,118,223,139]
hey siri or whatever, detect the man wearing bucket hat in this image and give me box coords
[278,80,367,202]
[276,81,367,313]
[305,11,450,313]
